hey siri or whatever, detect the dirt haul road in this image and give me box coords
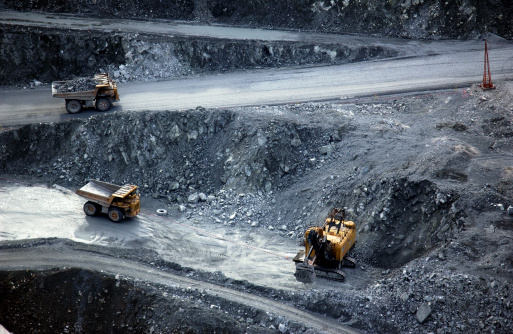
[0,246,358,334]
[1,11,513,126]
[2,46,513,127]
[0,182,360,333]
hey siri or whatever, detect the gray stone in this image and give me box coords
[291,137,301,147]
[169,124,181,139]
[278,323,287,333]
[198,192,207,201]
[319,144,333,156]
[187,193,199,203]
[416,303,432,323]
[169,181,180,191]
[497,203,505,211]
[187,130,198,140]
[508,205,513,216]
[400,292,410,302]
[178,205,187,212]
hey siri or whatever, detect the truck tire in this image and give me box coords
[108,207,124,223]
[66,100,82,114]
[95,98,111,112]
[83,201,100,216]
[156,209,167,216]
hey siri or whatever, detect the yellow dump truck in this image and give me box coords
[76,180,140,223]
[52,73,119,113]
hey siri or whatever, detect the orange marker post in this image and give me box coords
[480,40,496,90]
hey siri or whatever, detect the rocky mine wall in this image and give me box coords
[0,106,458,268]
[0,26,396,85]
[0,109,332,196]
[2,0,512,39]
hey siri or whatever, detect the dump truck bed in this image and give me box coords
[51,73,119,101]
[51,83,98,99]
[75,180,138,207]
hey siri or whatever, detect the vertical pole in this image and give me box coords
[481,40,495,90]
[483,40,488,85]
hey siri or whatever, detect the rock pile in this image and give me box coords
[55,77,97,93]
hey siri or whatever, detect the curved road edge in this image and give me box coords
[0,243,361,334]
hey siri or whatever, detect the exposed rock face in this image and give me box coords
[0,26,396,85]
[2,0,512,39]
[0,28,124,84]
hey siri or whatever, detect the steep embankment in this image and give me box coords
[0,22,396,85]
[2,0,512,39]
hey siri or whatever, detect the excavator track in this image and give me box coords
[313,266,346,282]
[342,256,356,268]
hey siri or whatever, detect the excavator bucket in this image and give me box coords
[294,263,316,283]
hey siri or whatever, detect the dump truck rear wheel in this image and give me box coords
[96,98,111,112]
[66,100,82,114]
[108,207,124,223]
[83,201,99,216]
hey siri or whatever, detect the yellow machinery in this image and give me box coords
[52,73,119,113]
[293,208,356,283]
[76,180,140,223]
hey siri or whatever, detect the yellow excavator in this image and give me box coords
[293,208,356,283]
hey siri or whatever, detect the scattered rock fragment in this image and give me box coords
[416,303,432,323]
[508,206,513,216]
[188,193,199,204]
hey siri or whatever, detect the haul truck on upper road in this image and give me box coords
[76,180,140,222]
[52,73,119,113]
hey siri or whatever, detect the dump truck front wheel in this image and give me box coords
[108,207,124,223]
[66,100,82,113]
[83,201,100,216]
[96,98,111,111]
